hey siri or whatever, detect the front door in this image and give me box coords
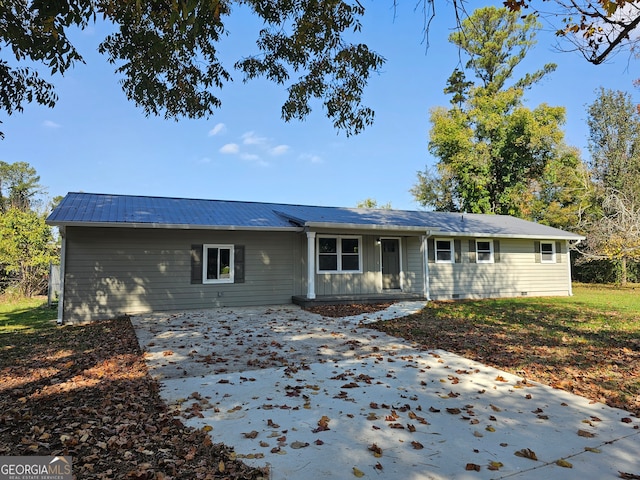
[381,239,401,290]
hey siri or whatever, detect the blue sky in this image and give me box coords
[1,2,638,211]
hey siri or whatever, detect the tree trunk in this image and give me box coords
[621,257,628,286]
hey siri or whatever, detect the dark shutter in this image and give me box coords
[454,239,462,263]
[468,239,476,263]
[534,241,541,263]
[427,238,435,263]
[191,244,203,284]
[234,245,245,283]
[555,241,562,263]
[493,240,501,263]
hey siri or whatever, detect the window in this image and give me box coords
[540,242,555,263]
[435,239,454,263]
[203,244,234,283]
[476,240,494,263]
[317,236,361,273]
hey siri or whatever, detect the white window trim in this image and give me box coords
[540,241,556,264]
[476,239,494,264]
[435,238,454,264]
[317,235,363,274]
[203,244,234,284]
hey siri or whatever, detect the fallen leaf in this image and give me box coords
[368,443,383,458]
[556,459,573,468]
[465,463,481,471]
[488,461,503,471]
[411,441,424,450]
[291,441,309,449]
[353,466,365,477]
[243,430,259,439]
[577,429,596,438]
[515,448,538,460]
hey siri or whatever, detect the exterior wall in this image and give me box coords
[62,227,299,323]
[428,237,571,300]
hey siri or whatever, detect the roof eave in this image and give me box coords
[46,221,303,232]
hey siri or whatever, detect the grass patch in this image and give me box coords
[372,283,640,415]
[0,295,58,333]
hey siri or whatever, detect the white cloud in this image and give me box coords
[242,131,268,146]
[299,153,323,164]
[240,153,260,161]
[219,143,239,154]
[269,145,290,156]
[43,120,61,129]
[208,123,226,136]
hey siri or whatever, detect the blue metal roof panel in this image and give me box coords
[46,192,584,239]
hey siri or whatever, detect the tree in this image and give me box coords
[1,1,638,138]
[504,0,640,65]
[578,88,640,284]
[412,6,586,226]
[1,0,383,138]
[356,198,392,209]
[0,161,42,212]
[0,207,58,297]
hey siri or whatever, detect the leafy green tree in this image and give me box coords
[1,0,383,138]
[2,1,637,138]
[412,6,585,225]
[578,88,640,284]
[0,207,58,297]
[0,161,42,212]
[356,198,392,209]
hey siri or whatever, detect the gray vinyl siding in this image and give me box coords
[404,236,424,293]
[429,238,571,300]
[62,227,298,322]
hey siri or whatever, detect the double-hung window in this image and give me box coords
[435,239,454,263]
[317,236,361,273]
[475,239,494,263]
[203,244,234,283]
[540,242,555,263]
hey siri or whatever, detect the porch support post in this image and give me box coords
[422,232,431,301]
[306,231,316,300]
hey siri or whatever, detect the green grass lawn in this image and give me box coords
[0,295,58,333]
[373,282,640,415]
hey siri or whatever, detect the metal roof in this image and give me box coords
[47,192,584,240]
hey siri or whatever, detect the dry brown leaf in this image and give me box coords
[577,429,596,438]
[556,459,573,468]
[515,448,538,460]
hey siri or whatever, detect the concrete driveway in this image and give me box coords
[131,304,640,480]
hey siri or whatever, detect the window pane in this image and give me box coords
[436,251,452,262]
[319,238,337,253]
[206,247,218,280]
[219,248,231,278]
[319,255,338,271]
[541,243,553,253]
[342,238,359,254]
[477,241,491,252]
[436,240,451,251]
[342,255,359,271]
[477,252,491,262]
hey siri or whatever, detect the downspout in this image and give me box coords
[57,231,67,325]
[423,231,432,301]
